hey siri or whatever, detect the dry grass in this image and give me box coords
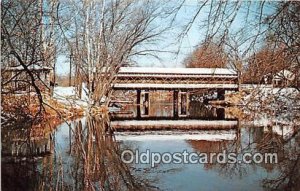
[1,94,84,125]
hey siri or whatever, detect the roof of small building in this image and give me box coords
[5,65,52,71]
[273,69,295,81]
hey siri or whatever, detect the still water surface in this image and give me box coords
[2,100,299,191]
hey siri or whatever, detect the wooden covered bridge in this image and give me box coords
[112,67,238,118]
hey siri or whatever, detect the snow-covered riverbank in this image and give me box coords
[226,86,299,108]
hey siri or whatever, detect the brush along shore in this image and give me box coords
[1,94,85,127]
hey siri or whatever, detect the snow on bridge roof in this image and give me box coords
[119,67,237,75]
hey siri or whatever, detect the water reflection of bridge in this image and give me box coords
[110,101,237,121]
[113,67,238,118]
[110,116,238,131]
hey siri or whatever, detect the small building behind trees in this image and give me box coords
[272,69,296,87]
[2,65,53,95]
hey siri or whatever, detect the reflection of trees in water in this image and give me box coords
[71,117,132,190]
[262,126,300,190]
[2,162,41,190]
[67,116,156,190]
[2,120,58,190]
[1,122,54,158]
[2,116,157,191]
[223,126,300,191]
[242,106,300,190]
[187,129,249,178]
[263,154,300,191]
[187,124,300,190]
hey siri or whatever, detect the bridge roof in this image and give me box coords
[119,67,237,75]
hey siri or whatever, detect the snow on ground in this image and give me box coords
[241,86,299,108]
[53,84,109,109]
[53,85,89,108]
[53,86,76,97]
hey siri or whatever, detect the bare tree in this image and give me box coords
[184,39,227,68]
[58,0,170,112]
[242,45,288,84]
[177,1,299,86]
[1,0,60,116]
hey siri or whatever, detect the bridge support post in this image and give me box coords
[217,89,225,100]
[179,91,189,116]
[216,108,225,119]
[136,89,141,118]
[141,90,150,116]
[173,90,179,118]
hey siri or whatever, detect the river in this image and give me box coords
[2,98,300,190]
